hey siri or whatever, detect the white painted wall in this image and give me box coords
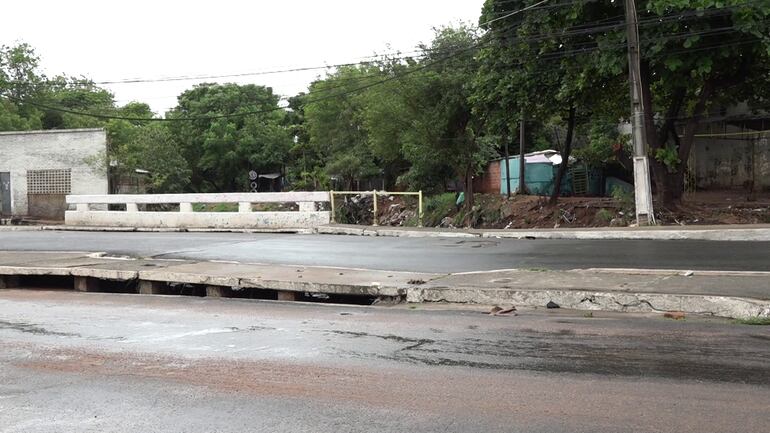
[65,192,331,228]
[0,129,108,216]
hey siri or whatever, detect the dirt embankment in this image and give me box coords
[358,191,770,229]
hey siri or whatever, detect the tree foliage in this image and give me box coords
[475,0,770,205]
[166,83,291,192]
[3,0,769,208]
[302,66,381,190]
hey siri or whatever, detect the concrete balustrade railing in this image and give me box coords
[65,192,331,229]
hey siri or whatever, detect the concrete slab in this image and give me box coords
[320,224,770,241]
[0,251,768,318]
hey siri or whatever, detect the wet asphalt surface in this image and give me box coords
[1,290,769,433]
[1,231,769,272]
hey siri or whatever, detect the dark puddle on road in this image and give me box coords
[327,330,434,350]
[337,329,770,385]
[0,319,80,338]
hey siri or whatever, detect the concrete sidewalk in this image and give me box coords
[319,223,770,241]
[1,251,767,318]
[4,223,768,241]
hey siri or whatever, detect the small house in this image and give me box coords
[0,128,108,220]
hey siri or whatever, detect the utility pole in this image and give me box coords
[624,0,655,225]
[518,111,527,195]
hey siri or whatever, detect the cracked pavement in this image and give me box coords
[1,290,769,433]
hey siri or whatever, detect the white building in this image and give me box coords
[0,128,108,220]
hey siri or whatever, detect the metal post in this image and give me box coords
[418,190,423,227]
[518,112,527,194]
[624,0,655,225]
[503,130,511,198]
[372,190,378,226]
[329,190,335,223]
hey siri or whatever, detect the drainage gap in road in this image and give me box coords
[165,283,206,297]
[91,278,138,294]
[227,287,280,300]
[2,275,388,307]
[12,275,73,291]
[297,292,382,305]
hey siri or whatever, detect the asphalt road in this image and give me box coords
[1,290,768,433]
[1,231,769,272]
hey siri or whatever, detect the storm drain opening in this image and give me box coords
[6,275,74,291]
[164,283,206,297]
[297,292,382,305]
[86,278,137,294]
[226,287,279,301]
[1,274,400,307]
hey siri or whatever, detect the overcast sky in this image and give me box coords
[2,0,485,115]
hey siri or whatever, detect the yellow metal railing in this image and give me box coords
[329,190,423,227]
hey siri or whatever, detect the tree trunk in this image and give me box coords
[463,166,475,210]
[549,105,576,205]
[503,129,511,199]
[640,58,718,208]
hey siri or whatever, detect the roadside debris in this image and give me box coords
[546,301,560,309]
[663,311,686,320]
[407,279,426,285]
[683,270,694,277]
[489,306,517,316]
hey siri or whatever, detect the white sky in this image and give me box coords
[2,0,485,115]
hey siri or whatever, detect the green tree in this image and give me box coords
[0,43,43,102]
[0,43,45,129]
[285,94,329,190]
[120,124,191,193]
[36,77,116,129]
[364,26,494,206]
[474,0,770,206]
[166,83,292,192]
[474,0,628,202]
[302,66,381,190]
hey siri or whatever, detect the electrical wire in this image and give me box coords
[6,1,766,122]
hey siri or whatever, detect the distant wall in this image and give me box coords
[692,129,770,190]
[0,129,108,218]
[500,158,572,196]
[474,160,500,194]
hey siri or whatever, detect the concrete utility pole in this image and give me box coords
[624,0,655,225]
[518,112,527,195]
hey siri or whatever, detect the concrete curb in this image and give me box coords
[582,268,770,277]
[38,225,314,234]
[481,229,770,241]
[319,225,770,241]
[413,287,770,319]
[2,257,769,319]
[0,226,43,231]
[2,223,769,241]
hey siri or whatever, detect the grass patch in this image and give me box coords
[527,267,549,272]
[422,193,457,227]
[733,317,770,326]
[193,203,238,212]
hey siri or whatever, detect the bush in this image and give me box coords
[422,193,457,227]
[596,208,614,223]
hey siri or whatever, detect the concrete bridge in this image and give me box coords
[65,192,331,229]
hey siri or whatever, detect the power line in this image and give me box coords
[15,2,752,89]
[7,2,765,122]
[481,0,550,26]
[693,129,770,137]
[51,1,553,87]
[11,20,493,122]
